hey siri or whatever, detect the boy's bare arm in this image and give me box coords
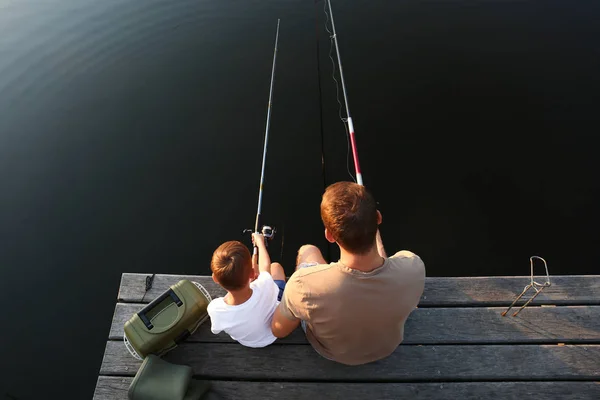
[376,229,387,258]
[252,233,272,274]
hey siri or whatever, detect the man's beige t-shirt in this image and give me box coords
[278,250,425,365]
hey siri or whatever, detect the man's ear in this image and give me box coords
[377,210,382,225]
[212,273,218,284]
[325,228,336,243]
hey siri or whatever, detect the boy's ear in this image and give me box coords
[211,273,218,284]
[325,228,336,243]
[377,210,382,225]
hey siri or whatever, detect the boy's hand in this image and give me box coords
[252,233,266,249]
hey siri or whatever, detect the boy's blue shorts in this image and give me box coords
[273,262,316,302]
[273,279,286,301]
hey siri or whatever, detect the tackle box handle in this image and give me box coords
[138,289,183,330]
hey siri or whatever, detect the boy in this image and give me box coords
[207,233,286,347]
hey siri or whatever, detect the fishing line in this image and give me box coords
[323,1,356,183]
[315,1,333,262]
[253,19,280,235]
[279,222,285,262]
[243,20,280,273]
[325,0,364,185]
[315,0,328,190]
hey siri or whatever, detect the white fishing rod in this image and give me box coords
[246,19,280,272]
[326,0,364,186]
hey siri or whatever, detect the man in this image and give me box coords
[271,181,425,365]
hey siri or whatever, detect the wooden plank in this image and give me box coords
[110,303,600,344]
[117,273,600,306]
[94,377,600,400]
[93,376,130,400]
[420,275,600,306]
[100,342,600,380]
[110,302,303,343]
[118,274,226,303]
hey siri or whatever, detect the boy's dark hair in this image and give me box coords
[320,181,378,254]
[211,241,252,291]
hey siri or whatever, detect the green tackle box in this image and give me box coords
[124,280,211,359]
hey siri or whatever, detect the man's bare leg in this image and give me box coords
[296,245,327,270]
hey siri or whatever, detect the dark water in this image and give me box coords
[1,0,599,397]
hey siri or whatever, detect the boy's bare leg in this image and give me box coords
[296,244,327,270]
[270,262,286,281]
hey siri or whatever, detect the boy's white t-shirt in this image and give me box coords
[207,271,280,348]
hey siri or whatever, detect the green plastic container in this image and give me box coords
[124,280,211,359]
[128,355,212,400]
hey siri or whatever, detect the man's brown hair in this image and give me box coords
[210,241,252,291]
[320,181,378,254]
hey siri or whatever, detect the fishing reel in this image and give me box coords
[243,225,276,247]
[261,225,276,239]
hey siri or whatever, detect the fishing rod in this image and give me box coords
[244,19,280,273]
[325,0,364,186]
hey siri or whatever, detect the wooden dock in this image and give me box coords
[94,274,600,399]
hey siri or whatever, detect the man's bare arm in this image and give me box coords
[376,229,387,258]
[271,306,300,338]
